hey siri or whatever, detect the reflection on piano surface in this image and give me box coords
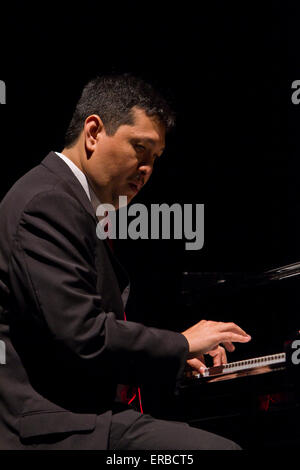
[175,262,300,448]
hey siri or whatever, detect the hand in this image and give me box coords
[182,319,251,359]
[187,345,227,375]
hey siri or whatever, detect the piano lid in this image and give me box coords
[264,261,300,281]
[182,261,300,293]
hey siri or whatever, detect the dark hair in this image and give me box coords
[64,74,176,147]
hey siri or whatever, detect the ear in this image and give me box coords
[84,114,105,152]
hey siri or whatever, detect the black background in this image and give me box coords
[0,1,291,342]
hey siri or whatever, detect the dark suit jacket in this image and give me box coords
[0,151,189,449]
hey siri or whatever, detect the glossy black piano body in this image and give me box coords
[175,263,300,448]
[142,263,300,449]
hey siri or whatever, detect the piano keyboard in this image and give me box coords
[194,352,286,379]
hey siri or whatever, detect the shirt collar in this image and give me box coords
[55,151,101,214]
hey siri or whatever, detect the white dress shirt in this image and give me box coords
[55,151,100,214]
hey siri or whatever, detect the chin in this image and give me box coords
[125,195,134,206]
[114,194,132,209]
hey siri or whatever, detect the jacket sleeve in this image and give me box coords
[9,189,189,385]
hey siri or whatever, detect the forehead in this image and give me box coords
[119,107,166,148]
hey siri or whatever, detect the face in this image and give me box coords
[80,107,166,208]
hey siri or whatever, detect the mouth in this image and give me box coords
[128,182,142,193]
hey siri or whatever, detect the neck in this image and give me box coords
[61,146,84,172]
[61,145,116,207]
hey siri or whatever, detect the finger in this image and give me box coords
[207,347,222,366]
[218,322,251,338]
[212,352,222,366]
[209,346,227,366]
[187,357,206,369]
[221,346,227,364]
[222,341,235,352]
[187,358,206,374]
[220,332,251,346]
[191,353,206,365]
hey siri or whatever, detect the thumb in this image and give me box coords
[187,357,206,374]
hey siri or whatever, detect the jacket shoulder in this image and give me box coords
[0,162,96,259]
[1,162,73,210]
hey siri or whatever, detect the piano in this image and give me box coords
[173,262,300,449]
[185,352,288,381]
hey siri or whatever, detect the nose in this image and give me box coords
[138,162,153,181]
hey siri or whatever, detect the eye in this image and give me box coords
[134,144,146,152]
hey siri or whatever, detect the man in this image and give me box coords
[0,74,251,450]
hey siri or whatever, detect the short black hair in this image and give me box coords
[64,74,176,148]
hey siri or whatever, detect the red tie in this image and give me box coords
[121,311,143,413]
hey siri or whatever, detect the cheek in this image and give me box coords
[119,157,139,177]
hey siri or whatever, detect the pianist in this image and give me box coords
[0,74,251,450]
